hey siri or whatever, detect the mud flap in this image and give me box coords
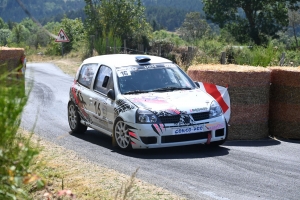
[112,133,117,147]
[206,132,212,144]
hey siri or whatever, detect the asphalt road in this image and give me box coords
[21,63,300,200]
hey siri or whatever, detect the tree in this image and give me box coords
[177,12,210,41]
[288,9,300,48]
[0,29,11,45]
[61,17,85,53]
[84,0,102,38]
[0,17,8,29]
[203,0,300,45]
[98,0,152,48]
[45,18,85,55]
[10,24,30,44]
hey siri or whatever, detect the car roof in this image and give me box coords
[82,54,173,68]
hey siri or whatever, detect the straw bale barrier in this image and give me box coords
[0,47,25,85]
[0,47,24,71]
[268,67,300,139]
[188,64,271,140]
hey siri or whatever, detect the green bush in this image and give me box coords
[223,42,281,67]
[94,31,122,55]
[193,38,225,64]
[0,64,39,199]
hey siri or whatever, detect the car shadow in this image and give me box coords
[70,129,230,159]
[69,129,113,150]
[273,137,300,144]
[223,137,281,147]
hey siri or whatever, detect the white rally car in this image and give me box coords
[68,54,228,150]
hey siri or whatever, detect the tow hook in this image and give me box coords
[206,132,212,144]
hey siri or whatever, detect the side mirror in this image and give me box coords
[107,89,115,100]
[194,82,200,88]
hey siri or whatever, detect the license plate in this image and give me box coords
[172,124,205,135]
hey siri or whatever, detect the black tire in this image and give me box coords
[210,120,228,146]
[113,118,132,150]
[68,101,87,133]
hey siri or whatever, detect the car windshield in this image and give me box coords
[116,63,196,94]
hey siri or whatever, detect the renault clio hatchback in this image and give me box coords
[68,54,228,150]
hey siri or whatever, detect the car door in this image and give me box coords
[91,65,114,131]
[76,63,98,123]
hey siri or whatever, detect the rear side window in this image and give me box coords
[77,63,98,88]
[94,65,113,94]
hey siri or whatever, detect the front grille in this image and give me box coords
[161,131,210,143]
[159,115,180,124]
[191,112,210,121]
[140,136,157,144]
[215,128,225,137]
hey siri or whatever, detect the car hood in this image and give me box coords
[124,89,214,115]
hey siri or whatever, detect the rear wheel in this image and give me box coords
[113,119,132,150]
[68,101,87,133]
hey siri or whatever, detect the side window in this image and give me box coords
[94,65,113,94]
[77,63,98,88]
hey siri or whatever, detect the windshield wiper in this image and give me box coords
[123,90,150,95]
[151,87,192,92]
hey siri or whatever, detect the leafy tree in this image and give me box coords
[177,12,210,41]
[203,0,300,45]
[61,17,85,53]
[18,18,49,49]
[0,29,11,45]
[10,24,30,44]
[45,18,85,55]
[288,9,300,48]
[98,0,152,49]
[84,0,102,38]
[19,18,38,33]
[0,17,8,29]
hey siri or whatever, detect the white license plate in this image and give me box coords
[172,124,205,135]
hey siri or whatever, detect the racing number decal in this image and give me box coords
[94,101,101,116]
[120,71,129,76]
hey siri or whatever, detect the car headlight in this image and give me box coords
[136,109,158,123]
[209,100,222,118]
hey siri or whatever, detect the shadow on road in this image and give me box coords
[70,129,230,159]
[223,138,281,147]
[273,137,300,144]
[69,129,113,149]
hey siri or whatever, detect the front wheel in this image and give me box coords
[68,101,87,134]
[113,119,132,150]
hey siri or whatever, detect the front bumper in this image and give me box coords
[126,116,227,149]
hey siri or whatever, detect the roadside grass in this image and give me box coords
[24,130,184,200]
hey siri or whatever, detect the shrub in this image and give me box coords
[0,63,39,199]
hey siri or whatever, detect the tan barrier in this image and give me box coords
[268,67,300,139]
[0,47,25,86]
[188,64,271,140]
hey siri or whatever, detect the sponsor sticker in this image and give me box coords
[205,122,225,131]
[172,124,205,135]
[190,107,208,112]
[117,70,131,77]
